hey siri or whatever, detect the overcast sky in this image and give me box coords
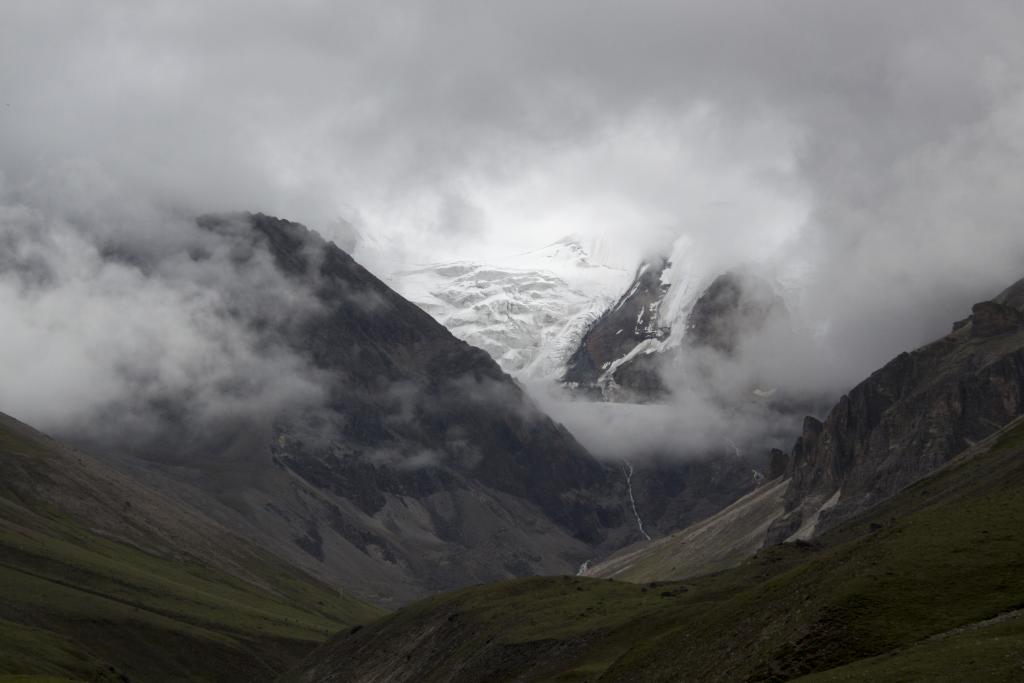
[2,1,1024,437]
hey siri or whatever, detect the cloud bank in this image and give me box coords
[2,1,1024,454]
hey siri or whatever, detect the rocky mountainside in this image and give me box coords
[387,236,631,379]
[391,248,777,542]
[285,416,1024,682]
[562,258,672,400]
[70,214,642,606]
[0,411,381,682]
[767,275,1024,542]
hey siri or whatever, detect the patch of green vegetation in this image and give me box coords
[798,613,1024,682]
[293,420,1024,682]
[0,618,104,680]
[0,416,384,682]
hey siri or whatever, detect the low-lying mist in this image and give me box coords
[0,179,326,447]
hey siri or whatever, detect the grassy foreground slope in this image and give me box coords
[288,418,1024,682]
[0,414,383,682]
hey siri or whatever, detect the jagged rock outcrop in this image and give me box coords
[767,277,1024,543]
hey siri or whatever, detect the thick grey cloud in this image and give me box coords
[2,1,1024,448]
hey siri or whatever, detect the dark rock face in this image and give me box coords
[970,300,1024,338]
[767,277,1024,543]
[562,258,671,399]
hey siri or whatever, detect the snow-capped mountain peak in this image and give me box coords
[387,237,632,379]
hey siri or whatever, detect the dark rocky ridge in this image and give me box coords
[767,276,1024,543]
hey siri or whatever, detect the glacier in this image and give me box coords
[387,236,632,379]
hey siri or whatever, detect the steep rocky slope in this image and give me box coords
[585,475,788,583]
[767,275,1024,542]
[285,416,1024,682]
[70,214,638,606]
[0,411,381,682]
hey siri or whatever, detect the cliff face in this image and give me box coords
[768,278,1024,542]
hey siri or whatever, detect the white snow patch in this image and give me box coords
[386,237,631,379]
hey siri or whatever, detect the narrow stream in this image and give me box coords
[623,460,652,541]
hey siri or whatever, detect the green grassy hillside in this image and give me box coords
[0,414,383,682]
[288,418,1024,682]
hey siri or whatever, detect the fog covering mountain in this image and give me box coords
[767,274,1024,541]
[6,0,1024,498]
[1,207,658,605]
[286,273,1024,683]
[584,274,1024,584]
[390,234,849,548]
[391,243,792,539]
